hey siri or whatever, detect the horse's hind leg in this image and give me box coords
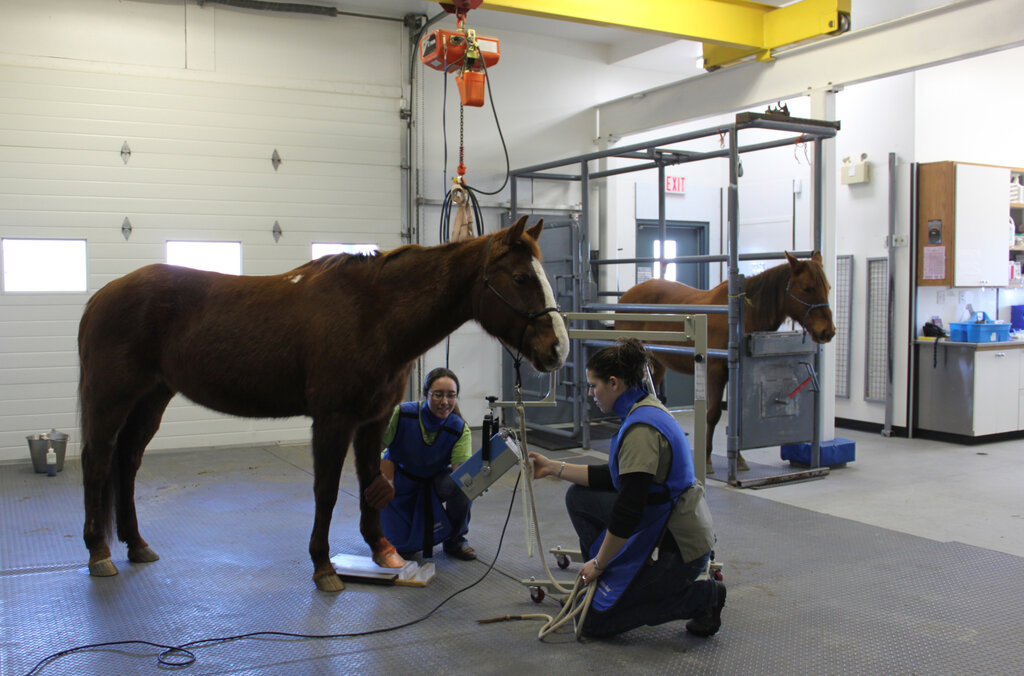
[308,415,353,592]
[81,397,134,577]
[352,419,404,568]
[115,384,174,565]
[705,363,749,475]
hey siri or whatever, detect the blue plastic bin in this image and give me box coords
[949,321,1010,343]
[949,312,1010,343]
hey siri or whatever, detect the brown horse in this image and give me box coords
[78,215,568,592]
[617,252,835,473]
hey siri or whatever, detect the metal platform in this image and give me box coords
[3,443,1023,675]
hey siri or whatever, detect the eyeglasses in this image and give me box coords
[428,391,458,401]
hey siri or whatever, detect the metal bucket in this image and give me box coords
[27,429,69,473]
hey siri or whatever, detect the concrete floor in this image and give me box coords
[2,416,1023,675]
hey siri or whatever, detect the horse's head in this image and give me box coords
[475,215,569,372]
[784,251,836,343]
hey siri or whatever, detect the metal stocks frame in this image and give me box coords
[509,111,840,485]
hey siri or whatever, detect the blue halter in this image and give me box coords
[785,277,830,330]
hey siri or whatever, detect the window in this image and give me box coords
[312,243,379,260]
[166,241,241,275]
[2,238,87,292]
[653,239,677,282]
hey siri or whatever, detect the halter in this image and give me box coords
[785,277,831,331]
[476,235,560,386]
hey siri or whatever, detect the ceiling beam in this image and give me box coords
[594,0,1024,141]
[437,0,850,65]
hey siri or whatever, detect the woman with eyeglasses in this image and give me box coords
[372,367,477,561]
[528,338,725,639]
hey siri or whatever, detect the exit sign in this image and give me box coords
[665,176,685,194]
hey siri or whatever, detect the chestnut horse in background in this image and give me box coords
[617,252,835,474]
[78,216,568,592]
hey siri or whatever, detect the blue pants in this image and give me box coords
[433,471,471,550]
[565,484,716,638]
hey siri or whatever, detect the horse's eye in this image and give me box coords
[803,286,815,294]
[513,274,530,285]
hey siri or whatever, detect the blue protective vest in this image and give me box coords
[590,388,695,612]
[380,401,466,555]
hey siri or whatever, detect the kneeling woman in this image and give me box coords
[529,339,725,638]
[377,368,477,561]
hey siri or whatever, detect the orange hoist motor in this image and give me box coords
[419,27,500,107]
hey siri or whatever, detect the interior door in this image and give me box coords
[634,220,708,407]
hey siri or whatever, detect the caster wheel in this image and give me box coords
[556,554,570,570]
[530,586,545,603]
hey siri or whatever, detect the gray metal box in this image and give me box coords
[738,332,819,450]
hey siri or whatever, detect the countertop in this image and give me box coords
[916,338,1024,350]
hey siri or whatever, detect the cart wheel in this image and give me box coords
[713,570,724,581]
[530,586,545,603]
[556,554,570,570]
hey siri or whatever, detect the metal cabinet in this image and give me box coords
[916,342,1021,436]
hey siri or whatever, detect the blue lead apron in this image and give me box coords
[590,389,695,612]
[379,401,465,556]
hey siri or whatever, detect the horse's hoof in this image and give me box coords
[128,546,160,563]
[373,547,406,569]
[314,572,345,593]
[89,558,119,577]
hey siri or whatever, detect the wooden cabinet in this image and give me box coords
[917,161,1010,287]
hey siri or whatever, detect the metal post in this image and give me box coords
[811,139,824,469]
[884,152,898,437]
[727,125,741,485]
[580,160,590,449]
[658,163,667,278]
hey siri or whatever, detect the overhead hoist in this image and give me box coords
[420,1,503,244]
[419,3,500,108]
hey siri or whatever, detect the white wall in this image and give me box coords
[833,74,916,426]
[0,1,407,461]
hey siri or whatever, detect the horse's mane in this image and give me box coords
[744,262,792,328]
[743,257,826,329]
[286,232,538,281]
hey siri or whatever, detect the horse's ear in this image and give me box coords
[810,251,823,265]
[526,219,545,242]
[503,215,529,246]
[785,251,800,269]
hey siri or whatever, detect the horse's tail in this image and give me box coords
[78,296,117,545]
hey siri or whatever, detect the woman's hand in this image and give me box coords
[527,451,553,479]
[580,558,605,585]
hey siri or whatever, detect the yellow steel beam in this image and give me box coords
[703,0,851,68]
[436,0,851,69]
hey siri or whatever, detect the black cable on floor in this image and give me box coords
[25,474,523,675]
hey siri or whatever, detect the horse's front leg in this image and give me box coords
[353,420,404,568]
[309,415,353,592]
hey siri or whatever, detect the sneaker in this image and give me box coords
[685,580,726,637]
[444,543,477,561]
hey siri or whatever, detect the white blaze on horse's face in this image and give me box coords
[532,258,570,370]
